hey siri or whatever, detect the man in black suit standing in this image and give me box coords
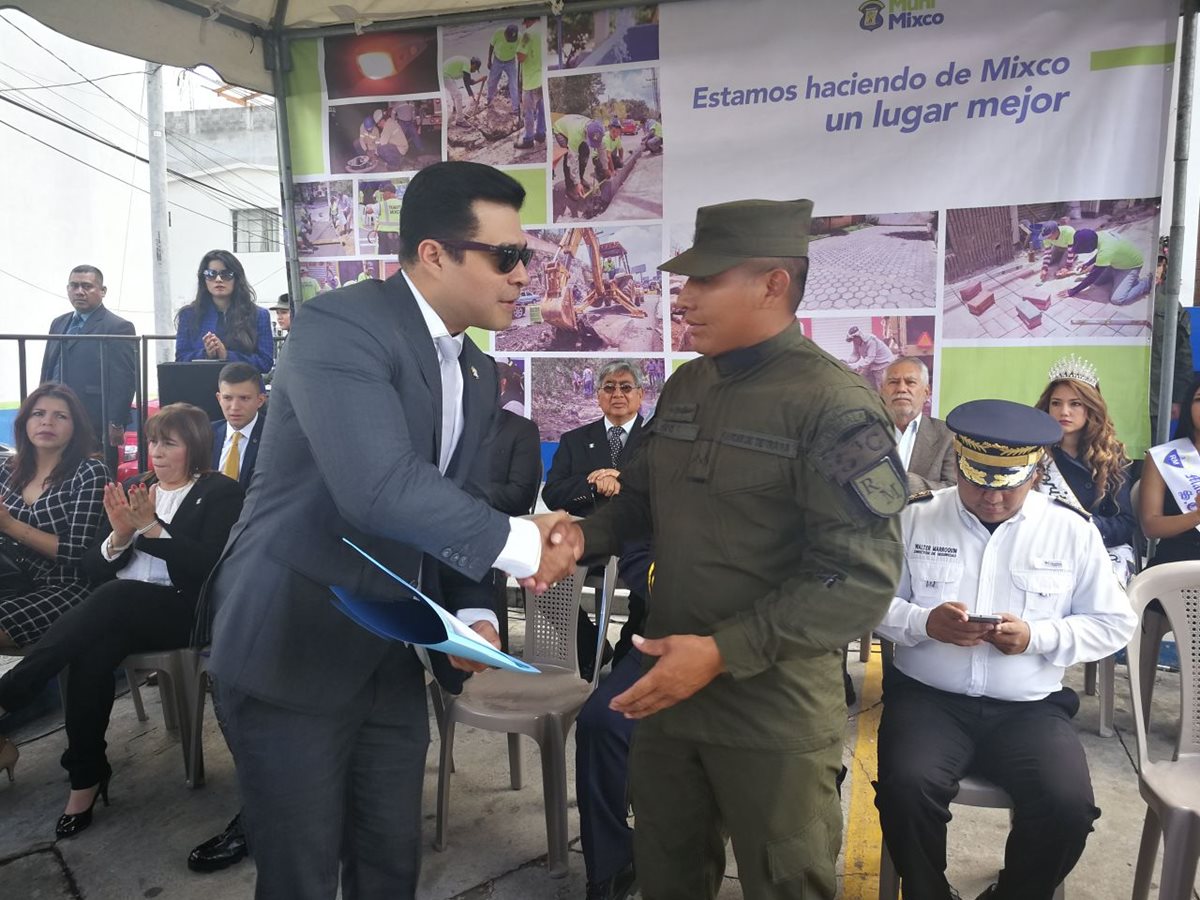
[544,360,647,679]
[204,162,576,900]
[40,265,137,475]
[211,362,267,490]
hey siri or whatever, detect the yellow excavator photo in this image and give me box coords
[539,227,647,334]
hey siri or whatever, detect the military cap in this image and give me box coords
[659,199,813,277]
[945,399,1061,489]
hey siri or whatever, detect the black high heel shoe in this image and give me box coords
[55,773,111,839]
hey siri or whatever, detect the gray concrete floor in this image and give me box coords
[0,626,1195,899]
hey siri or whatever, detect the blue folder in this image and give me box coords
[331,538,539,675]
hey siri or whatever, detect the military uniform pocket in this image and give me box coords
[713,430,797,494]
[766,813,837,893]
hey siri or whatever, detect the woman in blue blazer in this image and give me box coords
[175,250,273,374]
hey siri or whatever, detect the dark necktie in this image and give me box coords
[52,314,85,382]
[608,425,624,466]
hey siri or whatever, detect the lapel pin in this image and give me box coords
[588,443,595,449]
[470,366,479,379]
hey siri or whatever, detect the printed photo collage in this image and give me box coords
[292,7,669,433]
[289,9,1158,438]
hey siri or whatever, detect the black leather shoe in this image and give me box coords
[187,813,248,872]
[584,864,636,900]
[580,639,615,682]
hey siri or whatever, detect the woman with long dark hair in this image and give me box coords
[0,404,243,834]
[1033,355,1134,580]
[1139,374,1200,565]
[175,250,273,374]
[0,383,107,652]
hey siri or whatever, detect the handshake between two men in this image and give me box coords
[521,511,587,594]
[449,511,585,675]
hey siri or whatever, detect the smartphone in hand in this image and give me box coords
[966,613,1003,625]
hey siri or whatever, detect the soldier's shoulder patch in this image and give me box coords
[814,412,906,519]
[1052,497,1092,519]
[907,490,934,504]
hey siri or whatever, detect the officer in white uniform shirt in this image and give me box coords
[873,399,1136,900]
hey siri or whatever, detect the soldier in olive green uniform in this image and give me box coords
[566,199,906,900]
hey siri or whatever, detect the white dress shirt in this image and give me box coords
[101,477,199,585]
[218,413,259,476]
[894,413,921,471]
[405,273,541,629]
[875,488,1137,702]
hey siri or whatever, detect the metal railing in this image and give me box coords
[3,332,286,472]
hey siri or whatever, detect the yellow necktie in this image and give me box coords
[223,431,241,479]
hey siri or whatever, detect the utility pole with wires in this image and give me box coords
[146,61,173,363]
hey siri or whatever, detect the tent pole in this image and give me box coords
[1158,0,1197,443]
[267,28,302,310]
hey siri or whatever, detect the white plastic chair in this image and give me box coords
[1126,562,1200,900]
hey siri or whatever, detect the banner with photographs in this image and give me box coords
[282,0,1173,460]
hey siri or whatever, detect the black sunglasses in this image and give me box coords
[436,239,534,274]
[203,268,236,282]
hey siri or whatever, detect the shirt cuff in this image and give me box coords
[1025,619,1060,657]
[457,608,500,632]
[712,620,766,681]
[494,517,542,579]
[102,535,132,560]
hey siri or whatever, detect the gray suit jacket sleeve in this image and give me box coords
[282,292,510,581]
[906,416,957,492]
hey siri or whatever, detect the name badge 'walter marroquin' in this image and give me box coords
[815,413,907,519]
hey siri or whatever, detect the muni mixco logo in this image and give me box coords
[858,0,945,32]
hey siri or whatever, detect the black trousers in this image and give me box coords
[0,579,195,788]
[576,647,642,884]
[874,669,1099,900]
[217,647,429,900]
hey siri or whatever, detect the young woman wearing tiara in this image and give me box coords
[1033,354,1135,583]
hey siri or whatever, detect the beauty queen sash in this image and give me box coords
[1036,457,1136,587]
[1147,437,1200,524]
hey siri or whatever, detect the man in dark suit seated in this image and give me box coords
[186,361,268,873]
[543,360,648,678]
[880,357,956,493]
[211,362,267,489]
[40,264,137,476]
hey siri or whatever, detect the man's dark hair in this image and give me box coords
[218,361,265,393]
[399,162,525,264]
[70,264,104,286]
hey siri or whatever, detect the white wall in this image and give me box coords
[0,11,156,399]
[0,10,286,408]
[167,165,288,315]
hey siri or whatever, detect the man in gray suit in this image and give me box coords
[203,162,576,900]
[879,357,956,493]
